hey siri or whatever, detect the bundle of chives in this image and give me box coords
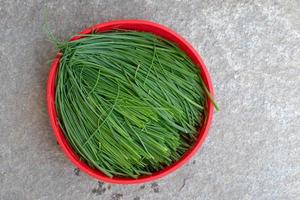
[54,31,216,178]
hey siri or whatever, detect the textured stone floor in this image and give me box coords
[0,0,299,199]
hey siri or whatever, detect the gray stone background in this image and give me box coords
[0,0,299,199]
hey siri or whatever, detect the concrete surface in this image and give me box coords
[0,0,299,199]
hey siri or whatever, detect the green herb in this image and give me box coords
[54,31,216,178]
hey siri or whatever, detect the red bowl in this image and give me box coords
[47,20,214,184]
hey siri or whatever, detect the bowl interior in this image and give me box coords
[47,20,214,184]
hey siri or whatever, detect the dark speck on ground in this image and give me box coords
[151,182,158,188]
[73,168,80,176]
[179,178,187,191]
[139,185,145,189]
[97,181,104,188]
[91,181,106,195]
[133,197,140,200]
[111,193,123,200]
[151,182,159,193]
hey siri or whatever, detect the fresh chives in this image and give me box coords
[54,31,215,178]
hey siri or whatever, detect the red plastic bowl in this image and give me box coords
[47,20,214,184]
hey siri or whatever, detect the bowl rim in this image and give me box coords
[47,19,214,184]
